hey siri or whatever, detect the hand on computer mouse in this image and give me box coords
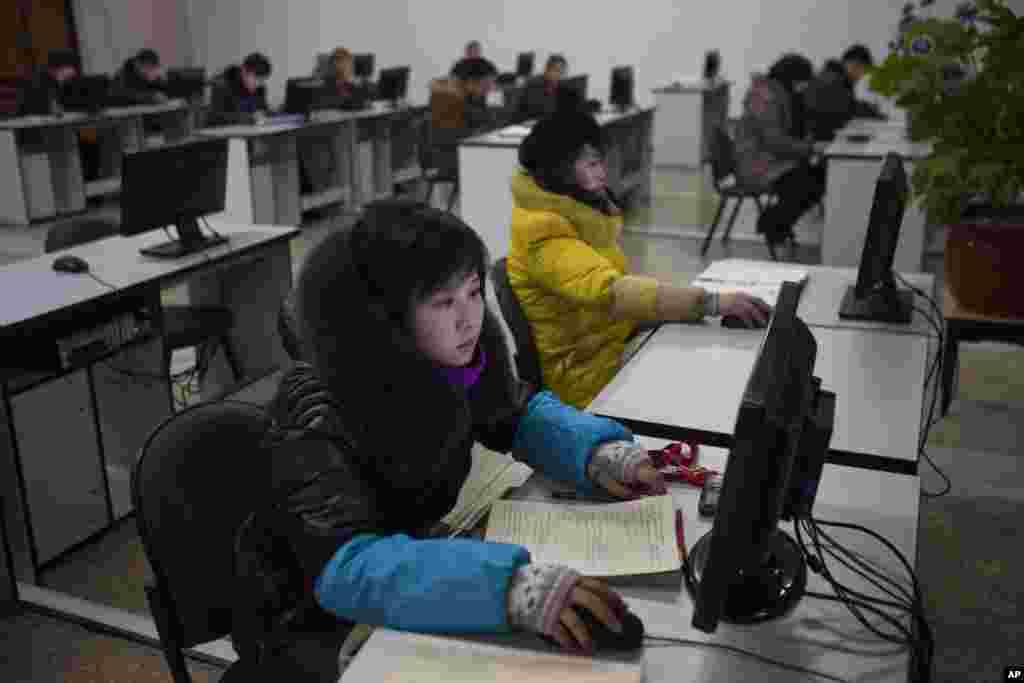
[719,292,772,328]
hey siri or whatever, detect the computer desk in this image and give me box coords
[823,134,931,273]
[0,102,194,225]
[344,440,920,682]
[589,322,928,475]
[699,258,937,337]
[198,102,425,227]
[651,78,730,169]
[458,106,655,260]
[0,221,297,586]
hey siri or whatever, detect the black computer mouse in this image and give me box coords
[722,314,755,329]
[539,605,645,652]
[52,254,90,273]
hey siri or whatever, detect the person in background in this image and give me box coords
[508,110,771,408]
[451,40,495,80]
[16,49,79,116]
[456,57,500,131]
[517,54,568,120]
[734,53,828,249]
[111,49,168,105]
[228,200,667,681]
[803,44,887,141]
[316,47,374,111]
[208,52,272,126]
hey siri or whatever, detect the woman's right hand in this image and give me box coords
[508,564,628,653]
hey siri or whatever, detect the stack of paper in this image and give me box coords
[694,259,808,308]
[342,629,643,682]
[441,445,534,535]
[485,495,681,576]
[498,124,534,139]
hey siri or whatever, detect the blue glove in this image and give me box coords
[512,391,632,494]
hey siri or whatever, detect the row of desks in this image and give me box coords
[0,101,424,228]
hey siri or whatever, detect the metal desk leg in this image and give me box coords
[248,135,301,227]
[186,241,294,399]
[373,118,392,199]
[332,120,356,208]
[47,126,86,215]
[0,130,30,225]
[16,129,57,221]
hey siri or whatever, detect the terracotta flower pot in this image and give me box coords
[945,212,1024,317]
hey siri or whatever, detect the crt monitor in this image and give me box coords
[516,52,535,78]
[284,77,323,116]
[354,53,375,80]
[703,50,722,81]
[376,66,410,104]
[166,67,207,100]
[121,137,229,259]
[838,152,914,324]
[609,65,635,110]
[61,75,111,113]
[555,74,589,113]
[686,281,836,633]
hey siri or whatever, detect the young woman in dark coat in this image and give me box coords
[228,200,666,681]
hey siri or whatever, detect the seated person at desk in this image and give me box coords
[111,48,169,105]
[803,44,887,141]
[207,52,272,126]
[734,53,828,248]
[229,200,666,680]
[457,57,500,130]
[508,111,770,408]
[16,48,79,116]
[450,40,496,80]
[314,47,374,110]
[517,54,567,120]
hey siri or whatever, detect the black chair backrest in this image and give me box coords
[44,217,119,253]
[491,258,544,388]
[278,292,305,362]
[709,125,738,186]
[132,401,271,654]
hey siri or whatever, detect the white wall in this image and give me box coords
[72,0,190,75]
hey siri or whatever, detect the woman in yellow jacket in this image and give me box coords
[508,110,771,408]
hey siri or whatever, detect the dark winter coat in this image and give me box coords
[208,65,268,126]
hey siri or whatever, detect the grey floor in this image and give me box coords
[3,171,1022,682]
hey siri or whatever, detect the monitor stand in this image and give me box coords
[838,284,914,324]
[139,217,228,259]
[687,528,807,625]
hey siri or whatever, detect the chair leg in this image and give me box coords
[721,197,744,242]
[701,197,728,257]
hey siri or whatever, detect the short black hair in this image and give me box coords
[243,52,272,78]
[466,40,481,51]
[546,54,568,70]
[47,49,78,70]
[842,44,874,67]
[768,53,815,92]
[135,49,160,67]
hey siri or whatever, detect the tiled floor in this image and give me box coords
[4,169,1023,682]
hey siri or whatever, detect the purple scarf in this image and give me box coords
[439,348,487,388]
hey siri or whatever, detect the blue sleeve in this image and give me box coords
[314,534,530,633]
[512,390,633,494]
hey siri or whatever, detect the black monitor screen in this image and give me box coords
[284,77,322,115]
[354,53,375,79]
[377,66,410,102]
[166,67,206,99]
[61,75,111,113]
[687,281,831,633]
[516,52,535,78]
[121,138,229,258]
[704,50,722,80]
[610,66,635,110]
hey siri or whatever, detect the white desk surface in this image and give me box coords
[461,106,656,148]
[825,136,931,161]
[0,101,189,130]
[197,102,424,139]
[0,222,298,330]
[588,323,928,469]
[700,258,937,337]
[345,441,918,683]
[652,78,731,94]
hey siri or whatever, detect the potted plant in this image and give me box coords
[870,0,1024,315]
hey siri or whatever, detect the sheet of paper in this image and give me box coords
[441,445,533,532]
[344,629,642,682]
[697,260,808,286]
[498,124,533,138]
[486,495,680,576]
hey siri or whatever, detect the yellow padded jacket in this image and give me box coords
[508,171,704,408]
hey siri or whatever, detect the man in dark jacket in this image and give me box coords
[456,57,500,131]
[208,52,272,126]
[16,49,79,116]
[517,54,568,121]
[111,49,169,105]
[803,44,887,141]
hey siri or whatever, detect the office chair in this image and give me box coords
[701,126,781,261]
[45,218,241,392]
[132,400,271,683]
[417,113,460,211]
[277,291,305,362]
[491,258,544,388]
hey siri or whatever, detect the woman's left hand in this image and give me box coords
[587,441,667,499]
